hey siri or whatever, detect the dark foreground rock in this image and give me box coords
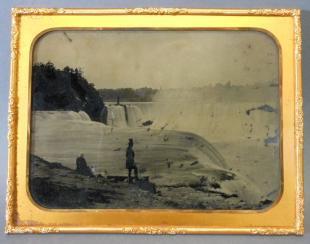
[75,155,93,177]
[30,155,159,208]
[29,154,273,209]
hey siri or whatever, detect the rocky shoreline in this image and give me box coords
[30,154,272,209]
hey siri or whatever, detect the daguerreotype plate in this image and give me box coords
[6,8,303,234]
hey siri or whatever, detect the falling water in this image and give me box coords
[105,104,144,128]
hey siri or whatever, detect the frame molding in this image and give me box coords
[6,8,303,235]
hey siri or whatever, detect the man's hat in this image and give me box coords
[128,138,133,144]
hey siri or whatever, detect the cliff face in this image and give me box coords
[32,62,105,122]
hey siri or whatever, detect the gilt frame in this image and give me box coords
[6,8,303,235]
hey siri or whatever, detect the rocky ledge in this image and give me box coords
[30,154,273,209]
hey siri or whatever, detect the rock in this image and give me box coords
[76,156,93,177]
[219,171,235,181]
[142,120,153,126]
[199,176,207,185]
[190,160,199,166]
[136,179,156,194]
[259,199,273,206]
[210,182,221,189]
[163,135,169,142]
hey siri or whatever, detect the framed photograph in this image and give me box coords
[6,8,304,234]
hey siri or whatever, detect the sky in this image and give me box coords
[33,30,279,89]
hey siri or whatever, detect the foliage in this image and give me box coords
[98,87,158,102]
[32,62,105,122]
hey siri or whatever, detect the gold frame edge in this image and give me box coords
[5,8,304,235]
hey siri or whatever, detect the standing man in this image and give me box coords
[126,138,138,183]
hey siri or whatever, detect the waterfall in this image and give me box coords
[106,105,127,128]
[126,105,144,127]
[104,104,145,128]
